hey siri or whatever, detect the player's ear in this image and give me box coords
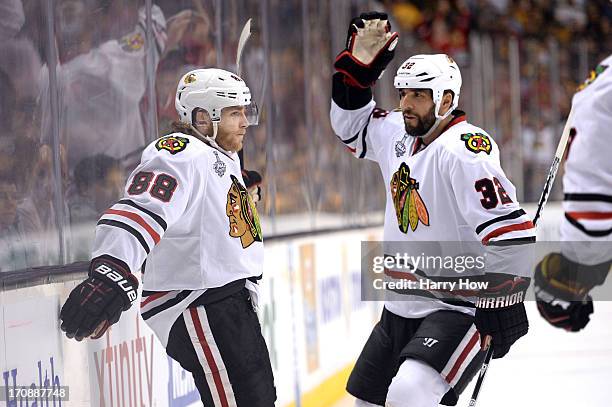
[443,90,454,109]
[436,90,454,116]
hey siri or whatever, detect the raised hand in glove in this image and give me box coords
[242,169,263,205]
[534,252,610,332]
[60,256,138,341]
[475,273,531,358]
[334,12,399,88]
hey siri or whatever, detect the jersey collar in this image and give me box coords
[411,110,467,156]
[190,132,238,161]
[440,110,467,134]
[412,137,423,155]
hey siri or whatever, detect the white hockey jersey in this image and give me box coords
[91,133,264,345]
[331,99,535,319]
[561,54,612,265]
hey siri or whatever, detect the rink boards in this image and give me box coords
[0,225,382,406]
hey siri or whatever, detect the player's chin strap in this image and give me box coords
[190,121,235,156]
[416,101,455,139]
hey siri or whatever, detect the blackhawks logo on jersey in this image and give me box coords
[119,32,144,52]
[577,64,608,92]
[226,175,263,248]
[156,135,190,155]
[184,73,197,84]
[390,162,430,233]
[461,133,492,155]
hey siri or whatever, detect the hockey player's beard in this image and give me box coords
[404,105,436,137]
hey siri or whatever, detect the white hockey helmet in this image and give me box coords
[394,54,462,122]
[175,68,258,148]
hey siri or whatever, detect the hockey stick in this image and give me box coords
[467,106,576,406]
[532,106,576,226]
[467,346,493,407]
[236,18,252,169]
[236,18,252,77]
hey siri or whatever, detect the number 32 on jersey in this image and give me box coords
[475,177,512,209]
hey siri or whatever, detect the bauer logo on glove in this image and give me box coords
[60,256,139,341]
[334,12,399,88]
[94,263,138,303]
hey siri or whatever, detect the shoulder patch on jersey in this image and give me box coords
[227,175,263,248]
[119,31,144,52]
[390,162,430,233]
[577,64,608,92]
[155,135,190,155]
[460,132,492,155]
[184,73,197,84]
[212,151,226,177]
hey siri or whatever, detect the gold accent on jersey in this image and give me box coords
[390,162,430,233]
[184,73,197,84]
[577,64,608,92]
[119,32,144,52]
[461,132,492,155]
[155,135,190,155]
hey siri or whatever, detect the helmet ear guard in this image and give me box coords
[192,108,211,127]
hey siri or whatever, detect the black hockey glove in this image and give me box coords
[334,12,399,88]
[60,256,138,341]
[474,273,530,359]
[534,252,610,332]
[242,168,263,204]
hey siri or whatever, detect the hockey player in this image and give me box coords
[533,54,612,332]
[59,68,275,406]
[331,13,536,407]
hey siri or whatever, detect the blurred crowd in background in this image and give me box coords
[0,0,610,271]
[389,0,610,59]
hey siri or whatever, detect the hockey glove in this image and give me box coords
[534,252,610,332]
[242,168,263,205]
[60,256,138,341]
[474,273,530,359]
[334,12,399,88]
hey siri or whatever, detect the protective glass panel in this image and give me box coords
[155,0,218,136]
[54,0,167,261]
[263,0,309,221]
[1,0,609,271]
[0,0,60,270]
[216,0,268,216]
